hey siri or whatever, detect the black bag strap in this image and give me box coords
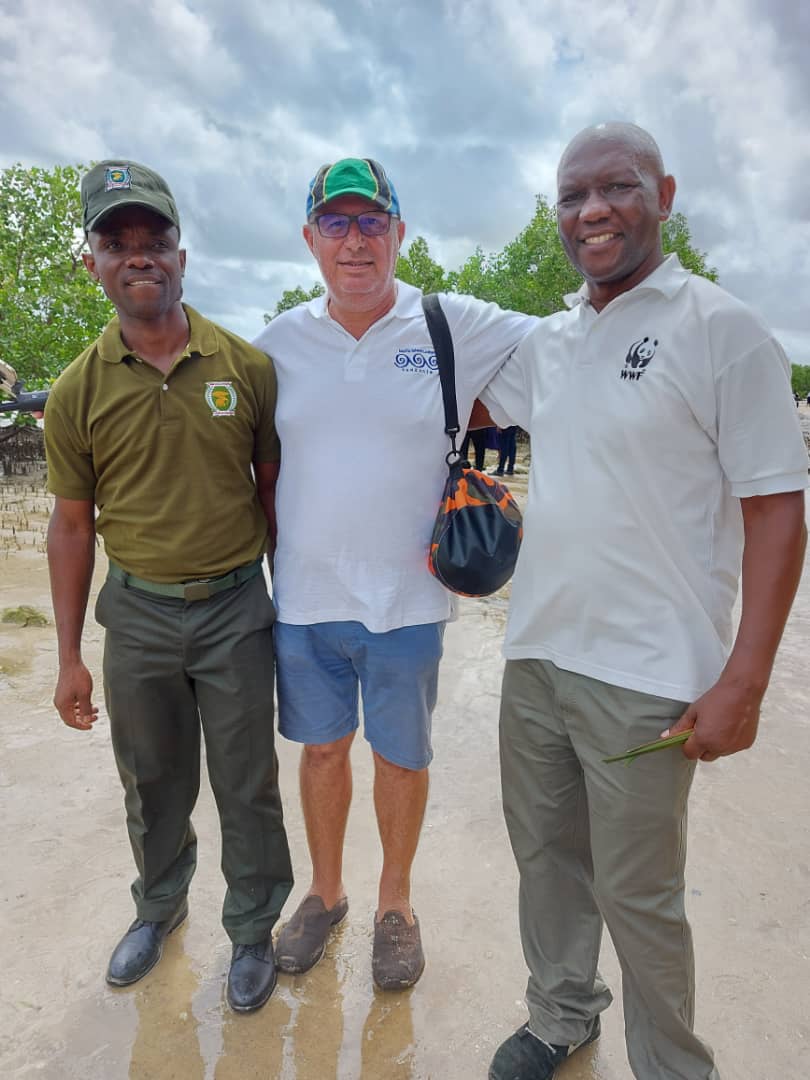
[422,294,460,447]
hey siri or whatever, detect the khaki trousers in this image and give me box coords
[499,658,719,1079]
[96,571,293,944]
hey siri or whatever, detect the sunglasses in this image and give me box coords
[312,212,394,238]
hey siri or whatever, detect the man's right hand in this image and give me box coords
[54,660,98,730]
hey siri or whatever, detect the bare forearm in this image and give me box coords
[667,491,806,760]
[257,490,277,556]
[47,519,96,664]
[722,491,806,692]
[254,460,279,560]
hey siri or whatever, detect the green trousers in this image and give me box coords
[500,658,719,1079]
[95,571,293,945]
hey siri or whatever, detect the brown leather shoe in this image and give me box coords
[372,910,425,990]
[275,895,349,974]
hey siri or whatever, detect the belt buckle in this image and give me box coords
[183,580,213,602]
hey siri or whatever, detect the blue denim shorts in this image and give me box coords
[273,620,445,770]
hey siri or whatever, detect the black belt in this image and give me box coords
[108,557,263,602]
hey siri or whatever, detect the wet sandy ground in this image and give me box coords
[1,465,809,1080]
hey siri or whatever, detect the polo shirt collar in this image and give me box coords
[564,254,691,311]
[96,304,218,363]
[306,279,426,324]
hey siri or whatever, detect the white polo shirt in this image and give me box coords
[481,255,808,702]
[254,281,535,632]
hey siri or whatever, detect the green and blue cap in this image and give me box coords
[81,160,180,233]
[306,157,400,219]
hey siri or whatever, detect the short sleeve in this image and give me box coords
[716,336,808,497]
[252,352,281,463]
[44,392,96,500]
[480,343,532,430]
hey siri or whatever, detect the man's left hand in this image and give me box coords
[662,679,763,762]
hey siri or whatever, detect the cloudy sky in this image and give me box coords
[2,0,808,359]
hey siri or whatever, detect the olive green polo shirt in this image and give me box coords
[45,305,280,582]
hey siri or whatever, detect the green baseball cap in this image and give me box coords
[81,160,180,233]
[306,157,400,218]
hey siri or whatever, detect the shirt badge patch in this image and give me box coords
[104,166,132,191]
[620,336,658,381]
[394,347,438,374]
[205,381,238,416]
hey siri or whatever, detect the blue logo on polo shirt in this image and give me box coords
[620,336,658,381]
[394,347,438,374]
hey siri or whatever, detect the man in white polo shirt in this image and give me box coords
[253,158,533,990]
[483,123,808,1080]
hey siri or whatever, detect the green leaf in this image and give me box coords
[603,730,691,764]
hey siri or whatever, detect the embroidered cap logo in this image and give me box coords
[104,166,132,191]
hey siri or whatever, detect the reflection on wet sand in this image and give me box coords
[213,916,418,1079]
[4,468,810,1078]
[277,951,344,1080]
[360,993,416,1080]
[216,927,343,1080]
[128,925,204,1080]
[215,990,289,1079]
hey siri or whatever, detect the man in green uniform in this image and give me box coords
[44,160,293,1013]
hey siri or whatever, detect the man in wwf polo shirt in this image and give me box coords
[481,123,808,1080]
[44,160,292,1013]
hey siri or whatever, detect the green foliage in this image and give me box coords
[0,164,113,390]
[395,236,451,293]
[263,282,325,323]
[791,364,810,398]
[2,604,48,627]
[662,213,717,280]
[445,247,488,299]
[450,196,583,315]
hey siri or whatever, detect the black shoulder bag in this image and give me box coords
[422,293,523,597]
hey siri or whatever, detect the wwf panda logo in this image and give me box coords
[620,336,658,381]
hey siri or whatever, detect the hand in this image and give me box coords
[662,679,763,762]
[54,660,98,731]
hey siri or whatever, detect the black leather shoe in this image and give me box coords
[226,938,277,1013]
[105,900,188,987]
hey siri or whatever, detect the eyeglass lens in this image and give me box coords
[315,213,391,238]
